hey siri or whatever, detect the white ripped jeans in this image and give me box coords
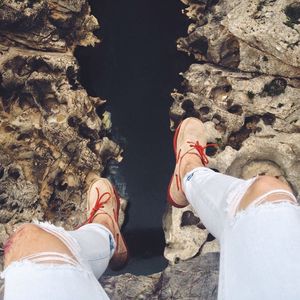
[1,223,115,300]
[2,168,300,300]
[184,167,300,300]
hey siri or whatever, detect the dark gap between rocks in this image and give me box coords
[75,0,194,275]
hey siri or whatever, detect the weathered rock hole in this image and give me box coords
[10,201,19,210]
[262,112,275,125]
[29,80,59,111]
[181,210,200,227]
[207,0,220,8]
[4,56,26,76]
[19,93,35,109]
[87,141,96,152]
[30,57,51,73]
[27,0,38,9]
[262,55,268,62]
[220,37,240,68]
[245,115,260,126]
[211,85,232,101]
[66,66,80,90]
[227,104,243,115]
[78,123,98,140]
[4,125,15,133]
[206,142,218,156]
[0,194,8,205]
[56,180,68,192]
[206,233,215,242]
[0,83,25,111]
[191,0,219,6]
[277,103,284,108]
[285,3,300,24]
[228,115,260,150]
[190,36,208,55]
[48,194,63,214]
[10,144,18,150]
[212,114,226,133]
[197,222,206,230]
[223,85,232,93]
[200,106,210,114]
[181,99,194,111]
[69,203,76,211]
[212,114,222,123]
[42,96,59,111]
[262,78,287,97]
[68,116,80,128]
[0,166,4,179]
[8,167,20,180]
[174,257,180,264]
[17,132,32,141]
[184,109,200,119]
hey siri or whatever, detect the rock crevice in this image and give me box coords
[0,0,121,247]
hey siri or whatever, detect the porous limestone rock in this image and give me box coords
[178,0,300,77]
[101,252,219,300]
[163,201,220,263]
[165,0,300,264]
[0,0,124,251]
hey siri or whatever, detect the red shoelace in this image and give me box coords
[81,188,112,226]
[187,141,218,166]
[175,141,218,191]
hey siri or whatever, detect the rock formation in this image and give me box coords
[0,0,123,259]
[100,252,219,300]
[165,0,300,264]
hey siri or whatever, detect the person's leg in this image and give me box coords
[2,177,127,300]
[4,175,126,272]
[171,117,300,299]
[68,220,116,278]
[4,218,115,279]
[2,222,112,300]
[4,223,78,267]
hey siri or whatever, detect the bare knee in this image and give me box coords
[4,223,74,268]
[4,223,42,253]
[4,224,43,266]
[251,176,292,194]
[238,175,295,211]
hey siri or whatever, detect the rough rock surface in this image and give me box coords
[101,252,219,300]
[0,0,124,262]
[165,0,300,264]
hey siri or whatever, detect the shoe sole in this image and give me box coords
[167,120,188,208]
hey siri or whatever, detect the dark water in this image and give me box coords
[75,0,193,275]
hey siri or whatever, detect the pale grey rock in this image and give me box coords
[156,253,219,300]
[101,273,160,300]
[101,253,219,300]
[165,0,300,263]
[163,204,209,264]
[202,239,220,255]
[178,0,300,76]
[226,0,300,68]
